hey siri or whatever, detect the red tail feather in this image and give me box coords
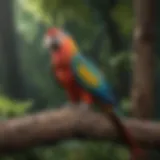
[102,105,145,160]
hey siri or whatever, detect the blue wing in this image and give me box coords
[71,54,116,105]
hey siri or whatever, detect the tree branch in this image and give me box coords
[0,107,159,154]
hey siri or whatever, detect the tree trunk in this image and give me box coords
[131,0,155,119]
[0,0,25,99]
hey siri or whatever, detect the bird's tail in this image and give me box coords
[102,105,145,160]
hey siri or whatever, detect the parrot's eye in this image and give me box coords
[43,36,60,52]
[50,39,60,52]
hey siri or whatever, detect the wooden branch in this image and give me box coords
[0,106,160,154]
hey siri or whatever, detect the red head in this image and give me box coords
[43,27,78,55]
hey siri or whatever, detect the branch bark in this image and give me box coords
[131,0,155,119]
[0,107,160,154]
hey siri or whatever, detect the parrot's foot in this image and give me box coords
[78,102,90,111]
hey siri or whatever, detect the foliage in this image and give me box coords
[2,141,129,160]
[19,0,92,25]
[111,0,133,36]
[0,95,32,117]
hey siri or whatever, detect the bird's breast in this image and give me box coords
[53,61,74,87]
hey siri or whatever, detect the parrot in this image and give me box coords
[43,27,144,160]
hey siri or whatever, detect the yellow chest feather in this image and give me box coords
[77,64,99,87]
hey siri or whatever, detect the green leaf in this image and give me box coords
[0,95,32,117]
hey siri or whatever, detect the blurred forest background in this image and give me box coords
[0,0,158,159]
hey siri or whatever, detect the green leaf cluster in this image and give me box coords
[0,95,32,117]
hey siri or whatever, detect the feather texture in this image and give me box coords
[71,54,115,105]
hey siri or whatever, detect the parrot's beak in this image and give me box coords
[43,35,60,53]
[43,36,52,49]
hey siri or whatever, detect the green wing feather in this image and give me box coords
[71,54,107,96]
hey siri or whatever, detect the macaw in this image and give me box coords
[43,27,144,160]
